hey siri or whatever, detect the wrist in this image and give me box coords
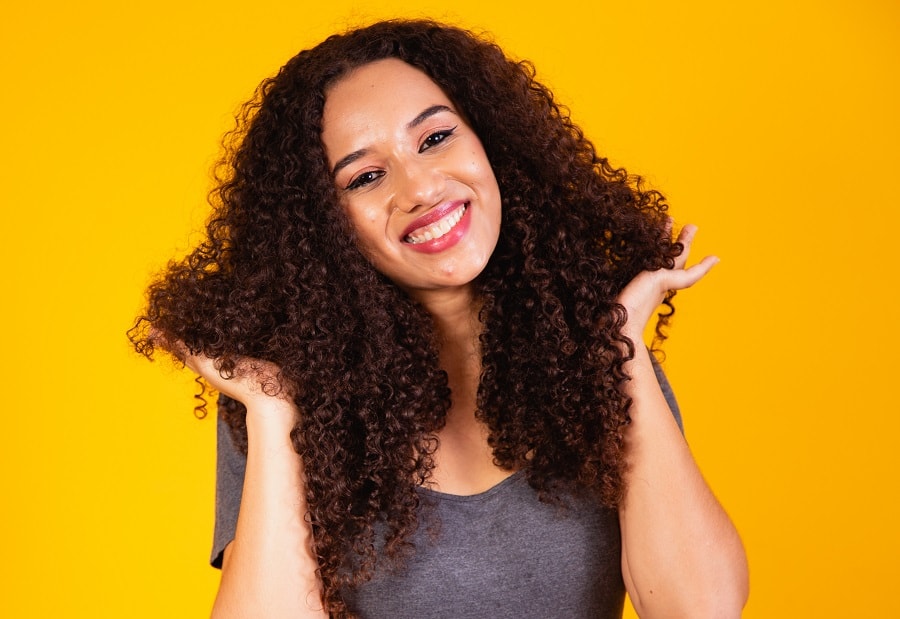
[245,398,299,435]
[617,323,647,358]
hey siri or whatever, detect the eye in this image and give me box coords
[419,126,457,152]
[346,169,385,191]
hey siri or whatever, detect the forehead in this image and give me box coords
[321,59,453,147]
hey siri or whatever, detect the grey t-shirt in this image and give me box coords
[342,473,625,618]
[211,361,681,618]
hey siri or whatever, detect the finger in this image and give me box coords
[182,350,216,376]
[673,224,699,270]
[666,255,719,290]
[148,326,175,354]
[148,327,195,366]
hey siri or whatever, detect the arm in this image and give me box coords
[179,352,326,619]
[616,225,749,618]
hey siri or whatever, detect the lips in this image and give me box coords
[401,200,468,242]
[404,203,467,244]
[400,200,471,254]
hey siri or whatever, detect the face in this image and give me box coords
[321,58,502,302]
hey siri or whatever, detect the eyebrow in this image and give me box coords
[331,104,456,176]
[407,104,455,130]
[332,149,368,177]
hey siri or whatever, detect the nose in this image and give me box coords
[392,158,446,213]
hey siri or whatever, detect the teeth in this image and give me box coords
[405,205,466,244]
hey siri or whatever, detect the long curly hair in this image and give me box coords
[130,19,681,616]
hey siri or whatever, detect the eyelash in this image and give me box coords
[346,170,384,191]
[344,126,458,191]
[419,126,457,152]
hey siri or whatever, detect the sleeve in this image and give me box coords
[651,353,684,434]
[210,403,247,569]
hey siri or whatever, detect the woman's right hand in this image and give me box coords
[186,350,291,404]
[154,334,325,617]
[156,332,298,424]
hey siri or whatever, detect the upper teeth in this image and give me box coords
[405,204,466,244]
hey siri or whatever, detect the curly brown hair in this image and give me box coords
[129,19,681,616]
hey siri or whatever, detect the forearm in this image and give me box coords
[212,402,326,619]
[619,345,748,619]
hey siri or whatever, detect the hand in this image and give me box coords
[152,330,295,415]
[616,224,718,340]
[185,350,291,403]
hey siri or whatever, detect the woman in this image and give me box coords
[131,19,748,618]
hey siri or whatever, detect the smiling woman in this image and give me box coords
[322,59,502,296]
[129,19,747,619]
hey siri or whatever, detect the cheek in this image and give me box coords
[342,203,393,267]
[466,150,489,174]
[468,150,499,196]
[343,201,379,237]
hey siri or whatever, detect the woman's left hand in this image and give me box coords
[615,223,749,617]
[616,223,718,340]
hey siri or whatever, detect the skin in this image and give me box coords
[182,59,749,618]
[322,59,502,305]
[616,227,748,617]
[321,59,507,494]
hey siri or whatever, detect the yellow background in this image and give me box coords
[2,0,897,616]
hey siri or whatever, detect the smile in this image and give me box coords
[404,203,467,244]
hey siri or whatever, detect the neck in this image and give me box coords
[409,284,480,344]
[410,284,512,495]
[407,285,482,399]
